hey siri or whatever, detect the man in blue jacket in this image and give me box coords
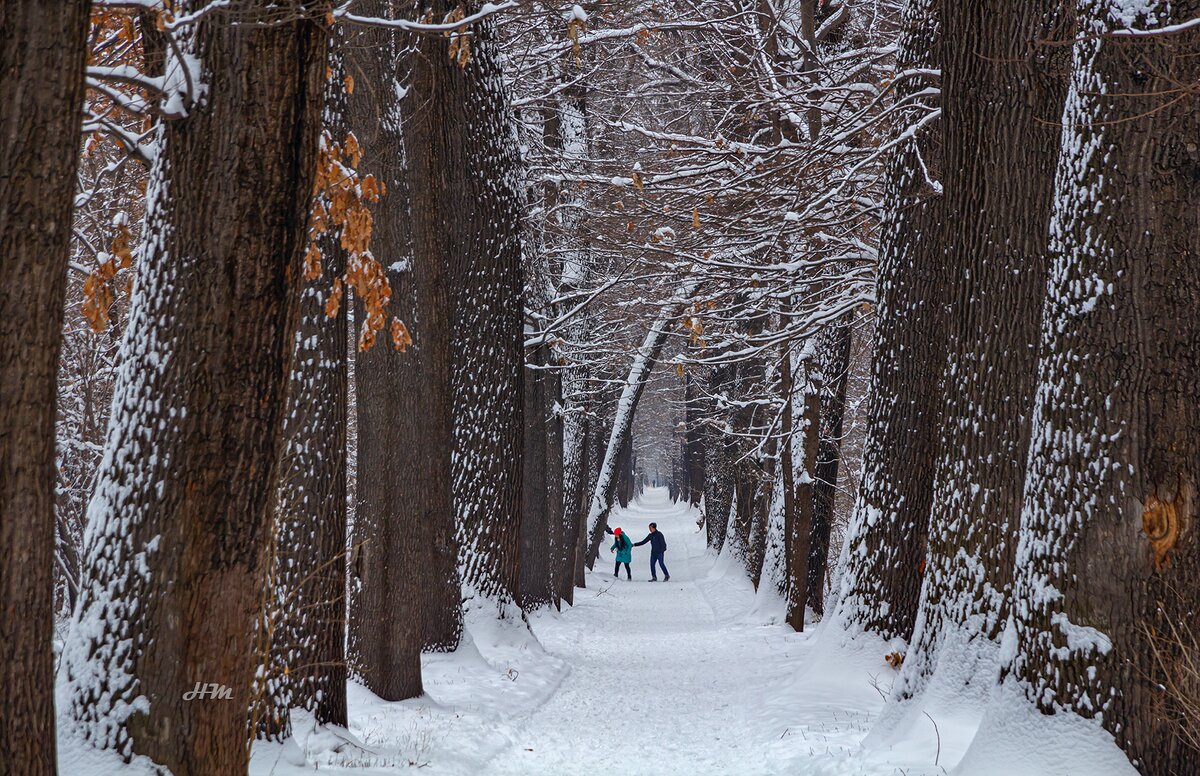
[633,523,669,582]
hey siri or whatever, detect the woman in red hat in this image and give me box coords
[610,527,633,580]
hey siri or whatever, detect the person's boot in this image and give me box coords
[648,577,657,582]
[664,574,670,582]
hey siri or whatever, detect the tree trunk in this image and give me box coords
[684,373,706,507]
[346,1,455,700]
[544,364,566,608]
[442,9,526,619]
[521,347,553,610]
[748,451,774,588]
[1006,7,1200,773]
[256,42,350,740]
[616,435,635,509]
[808,323,852,615]
[831,0,943,641]
[560,371,588,602]
[704,364,736,553]
[584,369,614,570]
[893,0,1067,707]
[554,69,592,599]
[0,2,89,772]
[571,409,592,588]
[787,362,821,632]
[61,8,329,773]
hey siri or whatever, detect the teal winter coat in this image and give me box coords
[611,533,633,563]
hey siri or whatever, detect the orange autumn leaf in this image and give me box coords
[325,278,344,318]
[390,318,413,351]
[303,243,322,281]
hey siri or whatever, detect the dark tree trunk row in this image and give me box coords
[443,10,526,622]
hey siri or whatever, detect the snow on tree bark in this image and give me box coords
[545,365,567,608]
[560,370,588,602]
[60,6,329,772]
[704,363,737,553]
[787,353,822,632]
[683,372,707,508]
[832,0,944,642]
[256,38,350,740]
[891,0,1068,711]
[0,2,90,773]
[1005,4,1200,772]
[439,8,526,620]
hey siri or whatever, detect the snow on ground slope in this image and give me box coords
[246,487,1134,776]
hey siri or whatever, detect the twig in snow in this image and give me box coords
[922,710,941,767]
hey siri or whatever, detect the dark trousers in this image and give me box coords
[650,552,669,579]
[614,561,631,579]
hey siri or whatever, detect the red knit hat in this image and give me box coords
[614,528,622,535]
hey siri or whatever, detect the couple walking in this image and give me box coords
[607,523,669,582]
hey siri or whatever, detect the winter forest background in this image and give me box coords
[1,0,1197,774]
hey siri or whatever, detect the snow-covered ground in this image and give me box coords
[244,487,1134,776]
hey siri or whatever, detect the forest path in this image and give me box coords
[477,488,867,776]
[252,488,911,776]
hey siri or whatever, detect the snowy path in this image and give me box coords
[252,489,952,776]
[482,490,791,775]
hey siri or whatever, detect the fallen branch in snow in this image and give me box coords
[922,711,941,767]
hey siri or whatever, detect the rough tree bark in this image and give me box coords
[786,355,821,632]
[0,2,89,773]
[561,378,588,602]
[1005,6,1200,773]
[569,404,592,589]
[892,0,1067,709]
[61,6,329,773]
[616,435,635,509]
[831,0,943,641]
[346,0,457,700]
[442,8,526,619]
[583,369,615,570]
[521,345,554,610]
[257,42,350,739]
[545,365,566,608]
[684,372,706,507]
[807,323,852,615]
[704,363,737,553]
